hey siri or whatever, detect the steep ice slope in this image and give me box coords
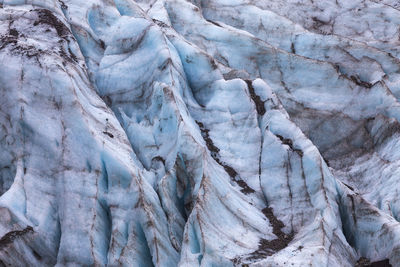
[0,0,400,266]
[209,0,400,58]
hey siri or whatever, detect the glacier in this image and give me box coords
[0,0,400,266]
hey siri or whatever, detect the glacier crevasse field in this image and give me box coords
[0,0,400,266]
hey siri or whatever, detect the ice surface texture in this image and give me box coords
[0,0,399,266]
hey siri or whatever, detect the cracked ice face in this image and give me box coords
[0,0,400,266]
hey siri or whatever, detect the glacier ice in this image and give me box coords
[0,0,400,266]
